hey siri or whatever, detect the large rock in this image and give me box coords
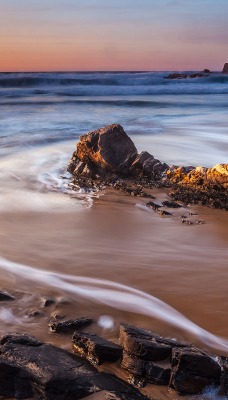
[0,333,148,400]
[223,63,228,73]
[68,124,137,178]
[170,347,221,395]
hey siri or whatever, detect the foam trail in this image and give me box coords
[0,257,227,353]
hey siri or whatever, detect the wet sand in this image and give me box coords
[0,188,228,399]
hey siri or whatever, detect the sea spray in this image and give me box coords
[0,256,228,354]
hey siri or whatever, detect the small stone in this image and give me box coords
[162,201,182,208]
[28,310,44,318]
[40,296,55,308]
[146,201,162,211]
[0,291,15,301]
[72,332,123,365]
[49,317,94,333]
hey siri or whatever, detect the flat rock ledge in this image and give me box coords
[1,325,228,399]
[67,124,228,210]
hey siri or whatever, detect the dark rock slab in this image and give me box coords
[72,332,123,365]
[0,333,148,400]
[170,347,221,395]
[119,324,173,361]
[121,352,171,386]
[0,290,15,301]
[49,317,94,333]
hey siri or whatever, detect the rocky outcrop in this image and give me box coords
[166,164,228,210]
[67,124,228,210]
[0,327,227,398]
[166,164,228,189]
[0,333,147,400]
[67,124,168,179]
[164,70,211,80]
[223,63,228,73]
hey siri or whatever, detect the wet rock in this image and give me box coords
[0,333,147,400]
[165,72,210,80]
[131,151,168,178]
[223,63,228,73]
[202,69,211,74]
[167,164,228,189]
[40,296,55,307]
[167,164,228,210]
[50,317,94,333]
[119,324,173,361]
[146,201,162,211]
[121,352,171,386]
[220,356,228,396]
[170,347,221,395]
[28,310,44,318]
[146,201,172,216]
[0,290,15,301]
[72,332,123,365]
[145,361,171,385]
[162,200,182,208]
[68,124,138,178]
[165,73,188,79]
[157,209,172,216]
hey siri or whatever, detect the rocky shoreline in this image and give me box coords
[0,305,227,399]
[67,124,228,211]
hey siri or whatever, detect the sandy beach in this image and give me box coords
[0,186,228,399]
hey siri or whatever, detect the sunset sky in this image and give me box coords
[0,0,227,71]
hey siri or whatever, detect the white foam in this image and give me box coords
[0,308,22,324]
[98,315,115,330]
[0,256,227,354]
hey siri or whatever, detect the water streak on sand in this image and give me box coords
[0,257,228,354]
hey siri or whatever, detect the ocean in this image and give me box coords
[0,71,228,400]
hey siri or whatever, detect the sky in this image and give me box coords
[0,0,227,71]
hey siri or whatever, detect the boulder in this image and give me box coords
[119,324,187,362]
[68,124,137,178]
[72,332,123,365]
[222,63,228,73]
[170,347,221,395]
[0,333,147,400]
